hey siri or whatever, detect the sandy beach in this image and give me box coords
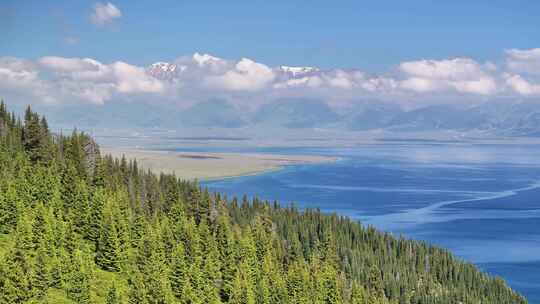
[103,148,336,180]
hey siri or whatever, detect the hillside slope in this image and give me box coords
[0,101,527,303]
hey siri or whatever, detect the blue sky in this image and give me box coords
[2,0,539,71]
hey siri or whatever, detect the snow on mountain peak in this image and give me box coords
[279,65,320,77]
[147,62,186,80]
[151,62,177,72]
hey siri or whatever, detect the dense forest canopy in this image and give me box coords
[0,100,527,303]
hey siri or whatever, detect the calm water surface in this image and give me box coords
[196,144,540,302]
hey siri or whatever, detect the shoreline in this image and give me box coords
[198,166,283,182]
[102,148,337,181]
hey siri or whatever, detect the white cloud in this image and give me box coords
[3,49,540,108]
[452,77,497,95]
[39,56,102,73]
[0,67,38,85]
[0,66,43,99]
[56,81,114,105]
[400,58,485,80]
[360,76,398,92]
[112,62,164,94]
[399,77,437,93]
[207,58,275,91]
[399,58,497,95]
[505,74,540,96]
[192,53,224,67]
[273,76,323,89]
[90,2,122,26]
[505,48,540,75]
[40,57,164,95]
[0,58,55,103]
[325,70,354,89]
[0,59,39,85]
[273,69,391,92]
[1,56,165,105]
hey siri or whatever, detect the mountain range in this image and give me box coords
[35,97,540,138]
[24,60,539,137]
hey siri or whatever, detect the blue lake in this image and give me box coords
[196,143,540,302]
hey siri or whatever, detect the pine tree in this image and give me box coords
[88,187,106,243]
[229,261,256,304]
[60,163,80,211]
[29,243,49,300]
[66,250,92,304]
[71,180,91,237]
[134,223,174,304]
[106,283,120,304]
[95,197,122,272]
[127,270,147,304]
[65,131,88,180]
[169,244,188,300]
[367,266,385,299]
[143,257,174,304]
[256,253,274,304]
[22,106,44,163]
[202,238,222,304]
[187,255,206,303]
[38,116,54,163]
[215,214,236,302]
[1,244,31,303]
[350,282,368,304]
[0,182,18,233]
[286,260,311,304]
[318,263,343,304]
[48,249,65,289]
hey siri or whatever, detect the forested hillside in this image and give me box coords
[0,101,527,303]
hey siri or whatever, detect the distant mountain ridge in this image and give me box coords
[253,99,340,128]
[37,97,540,137]
[141,59,540,137]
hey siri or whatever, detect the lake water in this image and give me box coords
[197,143,540,302]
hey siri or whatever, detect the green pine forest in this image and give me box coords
[0,100,527,303]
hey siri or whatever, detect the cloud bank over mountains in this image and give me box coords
[1,48,539,109]
[398,58,497,95]
[3,49,540,136]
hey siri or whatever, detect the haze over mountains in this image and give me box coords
[34,96,540,137]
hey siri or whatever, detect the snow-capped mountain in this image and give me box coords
[146,62,185,80]
[278,65,320,77]
[146,53,226,81]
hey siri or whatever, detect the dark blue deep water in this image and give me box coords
[198,144,540,302]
